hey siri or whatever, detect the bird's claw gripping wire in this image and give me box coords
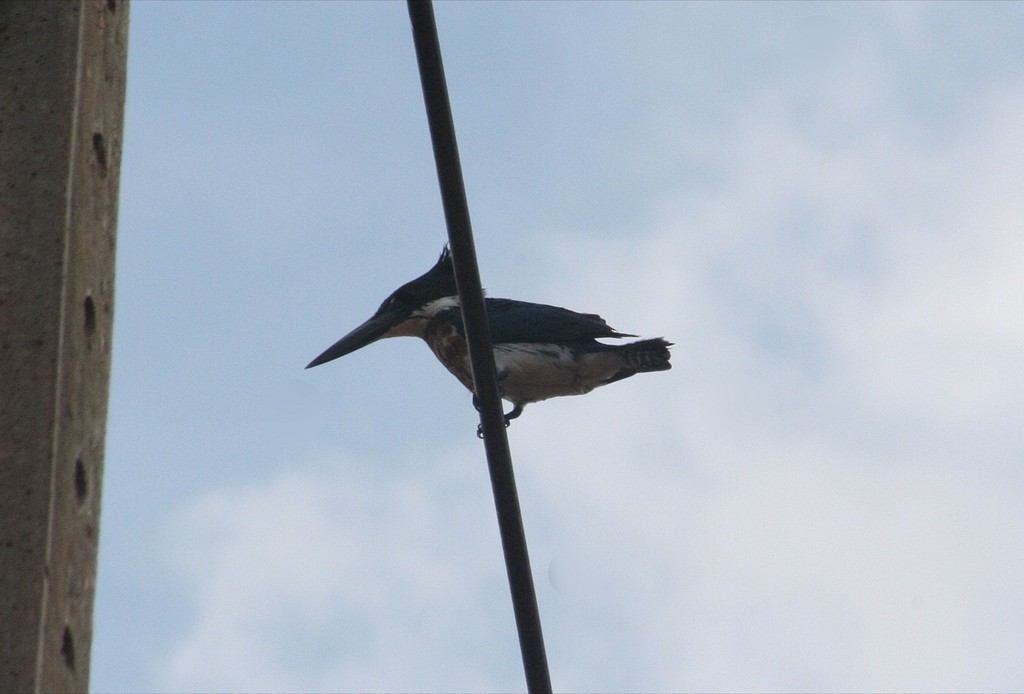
[478,420,509,439]
[474,396,523,438]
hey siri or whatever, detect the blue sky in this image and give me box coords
[93,2,1024,692]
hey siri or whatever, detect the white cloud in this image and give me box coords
[516,36,1024,692]
[162,449,518,693]
[674,445,1023,692]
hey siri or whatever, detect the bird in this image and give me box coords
[306,247,671,433]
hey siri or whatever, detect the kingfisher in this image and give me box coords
[306,247,671,431]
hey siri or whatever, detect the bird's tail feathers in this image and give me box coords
[621,337,672,373]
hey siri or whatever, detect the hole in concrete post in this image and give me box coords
[107,0,117,11]
[92,132,108,178]
[74,457,88,504]
[84,296,96,337]
[61,626,76,671]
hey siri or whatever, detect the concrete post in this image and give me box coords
[0,1,128,691]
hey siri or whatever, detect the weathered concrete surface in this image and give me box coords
[0,1,128,691]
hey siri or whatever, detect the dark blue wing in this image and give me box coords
[471,298,635,344]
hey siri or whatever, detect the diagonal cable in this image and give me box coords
[406,2,552,691]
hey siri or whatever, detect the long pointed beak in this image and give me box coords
[305,309,403,369]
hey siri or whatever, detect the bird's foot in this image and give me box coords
[476,404,524,439]
[504,403,524,423]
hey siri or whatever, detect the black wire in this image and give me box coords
[406,2,552,692]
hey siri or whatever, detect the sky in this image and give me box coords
[93,1,1024,692]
